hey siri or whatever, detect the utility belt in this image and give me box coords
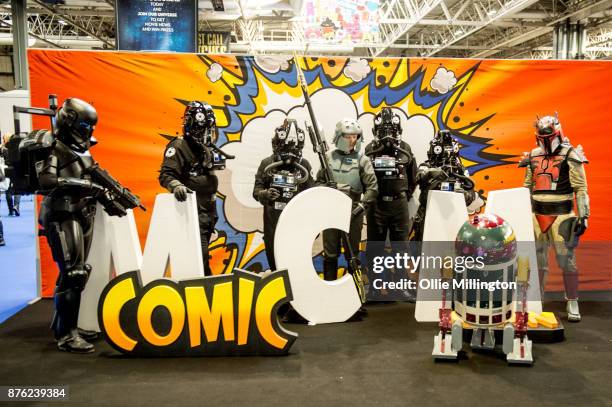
[378,191,407,202]
[532,199,573,215]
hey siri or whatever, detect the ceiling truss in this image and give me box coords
[0,0,608,59]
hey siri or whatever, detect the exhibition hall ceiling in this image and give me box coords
[0,0,609,59]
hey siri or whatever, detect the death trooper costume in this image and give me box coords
[412,129,483,242]
[159,101,221,276]
[253,119,315,271]
[34,98,136,353]
[317,118,378,281]
[519,114,589,322]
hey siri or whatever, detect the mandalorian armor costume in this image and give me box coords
[159,101,228,276]
[253,119,314,271]
[412,129,483,242]
[317,118,378,281]
[12,97,142,353]
[519,113,589,322]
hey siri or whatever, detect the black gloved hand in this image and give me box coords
[258,188,280,202]
[352,201,367,217]
[574,217,588,236]
[98,191,127,217]
[462,189,476,205]
[173,184,193,202]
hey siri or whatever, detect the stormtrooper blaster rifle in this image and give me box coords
[295,53,366,303]
[86,163,146,216]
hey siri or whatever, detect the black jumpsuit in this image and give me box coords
[159,137,219,275]
[253,155,314,271]
[364,140,417,243]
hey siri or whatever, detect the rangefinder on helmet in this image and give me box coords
[428,129,460,168]
[54,98,98,153]
[535,113,563,155]
[183,101,216,147]
[272,119,305,163]
[333,118,363,153]
[373,107,402,147]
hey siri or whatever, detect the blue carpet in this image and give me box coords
[0,197,38,323]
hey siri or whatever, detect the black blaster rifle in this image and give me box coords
[294,54,366,304]
[86,164,146,216]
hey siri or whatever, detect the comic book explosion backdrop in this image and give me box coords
[28,50,611,297]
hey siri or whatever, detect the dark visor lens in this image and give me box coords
[537,127,554,135]
[77,121,92,136]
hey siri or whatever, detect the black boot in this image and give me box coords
[323,258,338,281]
[57,329,95,353]
[53,288,94,350]
[0,220,5,246]
[78,328,101,341]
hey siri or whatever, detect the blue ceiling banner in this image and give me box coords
[116,0,197,52]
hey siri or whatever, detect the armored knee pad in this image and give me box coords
[65,264,92,291]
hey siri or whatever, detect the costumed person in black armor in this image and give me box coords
[253,119,315,271]
[23,98,142,353]
[519,113,589,322]
[159,101,228,276]
[318,118,378,281]
[364,108,417,300]
[411,129,483,242]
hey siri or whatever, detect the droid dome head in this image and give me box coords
[54,98,98,153]
[183,101,216,148]
[454,213,517,327]
[373,107,402,147]
[535,113,563,155]
[272,119,305,163]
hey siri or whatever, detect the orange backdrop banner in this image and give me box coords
[28,50,612,297]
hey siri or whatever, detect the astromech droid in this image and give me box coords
[432,213,533,365]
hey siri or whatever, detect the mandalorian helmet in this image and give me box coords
[535,113,563,155]
[272,119,305,163]
[54,98,98,153]
[427,129,461,168]
[454,213,517,327]
[333,118,363,153]
[183,101,216,148]
[373,107,402,147]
